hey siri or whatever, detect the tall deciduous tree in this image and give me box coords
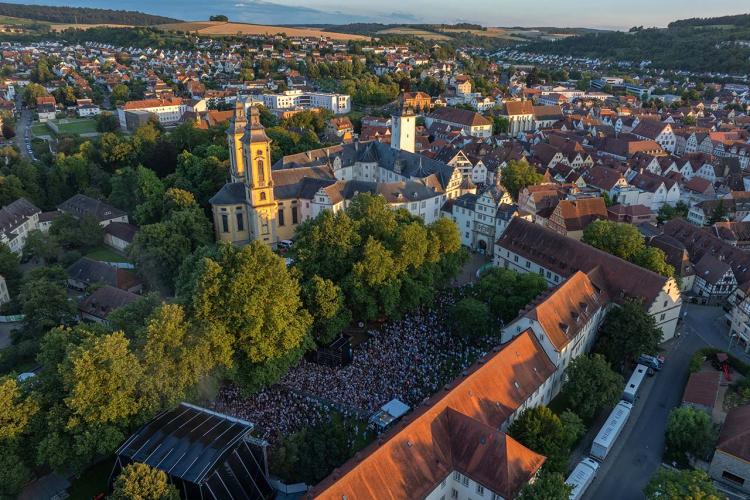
[110,463,180,500]
[644,469,721,500]
[500,159,544,200]
[597,301,663,372]
[562,354,624,421]
[508,405,584,473]
[665,406,717,465]
[182,243,312,392]
[517,472,572,500]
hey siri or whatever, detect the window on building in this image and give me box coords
[525,261,531,268]
[722,470,745,485]
[292,206,298,224]
[660,313,666,321]
[462,476,469,487]
[454,472,461,481]
[236,212,244,231]
[451,489,458,499]
[260,192,267,201]
[221,214,229,233]
[278,208,285,227]
[476,484,484,496]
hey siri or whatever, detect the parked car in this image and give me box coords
[637,354,663,371]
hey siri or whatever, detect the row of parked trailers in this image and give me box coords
[565,364,649,499]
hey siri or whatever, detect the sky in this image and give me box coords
[5,0,750,29]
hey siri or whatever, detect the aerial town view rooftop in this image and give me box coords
[0,0,749,499]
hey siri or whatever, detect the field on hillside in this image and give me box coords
[441,27,522,40]
[158,21,369,40]
[375,27,452,41]
[49,23,132,31]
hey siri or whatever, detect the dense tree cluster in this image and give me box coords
[525,16,750,74]
[561,354,624,422]
[293,193,466,330]
[665,406,718,465]
[644,469,722,500]
[500,159,544,201]
[0,2,179,25]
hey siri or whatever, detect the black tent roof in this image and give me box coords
[116,403,254,484]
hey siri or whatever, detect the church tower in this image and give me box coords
[391,106,416,153]
[228,100,248,183]
[242,106,277,246]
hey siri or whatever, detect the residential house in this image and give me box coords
[425,107,493,138]
[104,222,138,253]
[0,198,41,254]
[632,120,677,153]
[57,194,129,227]
[542,197,608,240]
[78,285,140,324]
[66,257,142,293]
[710,404,750,494]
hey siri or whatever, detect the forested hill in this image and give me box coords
[522,13,750,74]
[0,2,180,25]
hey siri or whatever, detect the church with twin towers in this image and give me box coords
[209,99,473,246]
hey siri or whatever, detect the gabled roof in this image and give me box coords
[57,194,126,222]
[526,270,609,352]
[428,106,492,127]
[309,331,553,499]
[497,218,674,306]
[717,404,750,462]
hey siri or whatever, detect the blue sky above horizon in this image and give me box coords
[5,0,749,30]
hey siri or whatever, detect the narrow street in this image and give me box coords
[13,93,35,161]
[583,305,726,500]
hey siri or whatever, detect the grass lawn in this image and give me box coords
[67,457,113,500]
[86,246,130,263]
[56,118,99,135]
[31,122,50,137]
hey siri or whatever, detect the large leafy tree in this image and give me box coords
[108,165,165,224]
[49,213,104,252]
[508,406,585,473]
[500,159,544,200]
[18,265,76,337]
[644,469,722,500]
[562,354,624,421]
[0,242,21,295]
[181,243,312,391]
[472,268,547,323]
[129,205,212,294]
[582,220,674,277]
[302,276,352,346]
[110,463,180,500]
[665,407,717,465]
[517,472,572,500]
[450,297,492,342]
[596,301,663,372]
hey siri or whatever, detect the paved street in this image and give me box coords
[583,304,728,500]
[13,93,36,161]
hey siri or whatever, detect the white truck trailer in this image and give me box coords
[566,457,600,500]
[622,364,648,403]
[590,400,633,461]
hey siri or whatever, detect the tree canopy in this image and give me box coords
[500,159,544,201]
[665,406,717,465]
[562,354,624,421]
[110,463,180,500]
[644,469,722,500]
[596,301,663,372]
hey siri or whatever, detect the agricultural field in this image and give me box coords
[441,27,523,40]
[49,22,132,32]
[375,27,452,41]
[33,118,99,137]
[158,21,369,40]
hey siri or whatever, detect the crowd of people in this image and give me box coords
[212,291,501,442]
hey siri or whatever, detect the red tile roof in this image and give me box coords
[309,330,554,499]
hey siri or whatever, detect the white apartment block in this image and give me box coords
[262,90,351,114]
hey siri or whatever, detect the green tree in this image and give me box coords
[109,165,165,223]
[0,242,21,295]
[167,151,227,208]
[181,243,312,391]
[517,472,572,500]
[129,206,212,293]
[562,354,624,421]
[23,229,61,263]
[111,84,130,105]
[508,405,583,473]
[500,159,544,200]
[450,297,492,342]
[707,200,728,225]
[96,112,120,133]
[597,301,663,372]
[106,292,163,339]
[49,213,104,251]
[644,469,721,500]
[302,276,352,346]
[110,463,180,500]
[583,220,673,277]
[472,268,547,323]
[493,115,510,134]
[665,407,717,465]
[657,201,689,224]
[139,304,232,414]
[18,266,76,336]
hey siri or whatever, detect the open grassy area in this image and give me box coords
[30,122,50,137]
[86,246,130,264]
[376,27,452,41]
[55,118,99,135]
[67,457,113,500]
[158,21,369,40]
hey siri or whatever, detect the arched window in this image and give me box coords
[260,192,267,201]
[257,159,265,184]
